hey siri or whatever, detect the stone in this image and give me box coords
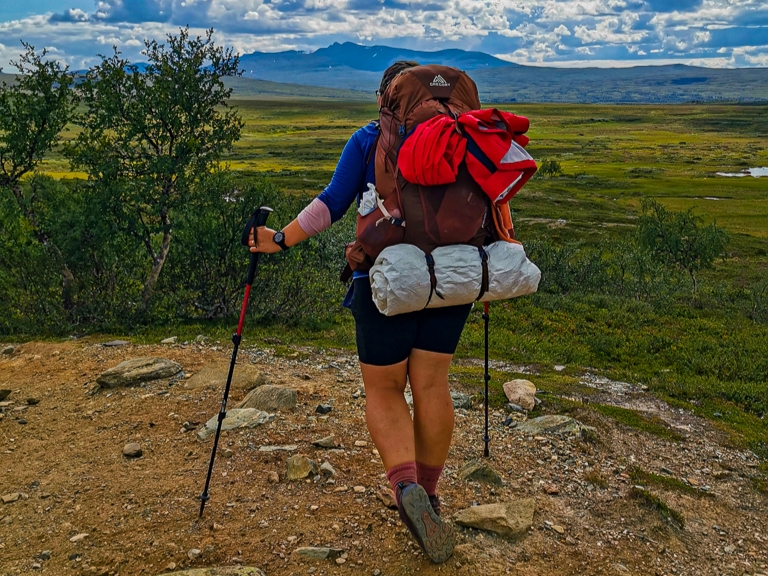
[1,492,20,504]
[235,385,297,412]
[315,404,332,414]
[1,346,14,355]
[319,462,336,478]
[354,440,367,447]
[507,402,526,414]
[353,485,366,493]
[286,455,318,480]
[451,391,473,410]
[503,379,537,411]
[312,435,337,449]
[69,533,89,543]
[375,486,397,510]
[0,390,10,401]
[97,357,182,388]
[453,499,536,540]
[26,398,40,406]
[122,443,142,458]
[187,549,201,560]
[267,471,280,484]
[293,547,343,561]
[554,365,566,372]
[161,337,178,344]
[197,409,275,441]
[258,445,298,452]
[544,484,560,495]
[516,415,583,436]
[103,340,130,347]
[456,460,503,486]
[221,448,234,458]
[186,362,266,392]
[39,551,51,561]
[17,418,27,425]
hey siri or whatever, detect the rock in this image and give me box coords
[235,385,297,411]
[543,484,560,495]
[1,492,20,504]
[267,471,280,484]
[17,418,27,425]
[39,551,51,561]
[221,448,234,458]
[456,460,503,486]
[293,547,344,561]
[286,455,318,480]
[258,445,298,452]
[451,391,472,409]
[97,357,182,388]
[315,404,332,414]
[319,462,336,477]
[26,398,40,406]
[554,365,566,372]
[69,533,89,543]
[0,390,10,401]
[353,485,366,493]
[503,379,536,411]
[312,435,337,448]
[186,362,266,392]
[453,498,535,540]
[516,415,583,436]
[375,486,397,510]
[161,337,178,344]
[551,524,565,534]
[1,345,14,355]
[187,548,201,560]
[197,409,275,441]
[507,402,526,414]
[32,563,41,570]
[354,440,368,447]
[122,443,142,458]
[103,340,130,347]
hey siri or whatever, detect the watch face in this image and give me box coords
[274,231,285,244]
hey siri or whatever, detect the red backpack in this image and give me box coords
[345,64,533,274]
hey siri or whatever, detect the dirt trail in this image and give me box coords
[0,341,766,576]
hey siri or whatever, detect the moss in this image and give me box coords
[631,487,685,529]
[592,404,685,442]
[630,468,712,497]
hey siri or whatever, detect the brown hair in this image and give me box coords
[378,60,420,96]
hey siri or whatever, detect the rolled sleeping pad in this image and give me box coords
[370,241,541,317]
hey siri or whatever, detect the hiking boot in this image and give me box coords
[397,483,455,563]
[428,494,441,517]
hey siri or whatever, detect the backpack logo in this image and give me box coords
[430,74,450,87]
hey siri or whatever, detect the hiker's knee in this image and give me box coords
[408,349,452,394]
[361,359,408,394]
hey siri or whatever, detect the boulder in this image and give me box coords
[456,460,503,486]
[451,391,473,409]
[235,385,296,411]
[516,415,582,436]
[122,443,142,458]
[502,379,536,411]
[163,568,266,576]
[453,498,535,540]
[97,357,182,388]
[186,362,265,391]
[197,409,274,441]
[1,346,15,355]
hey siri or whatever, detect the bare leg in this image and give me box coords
[359,359,413,470]
[408,348,455,467]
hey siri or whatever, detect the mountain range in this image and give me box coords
[238,42,768,104]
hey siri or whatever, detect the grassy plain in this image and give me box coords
[39,99,768,459]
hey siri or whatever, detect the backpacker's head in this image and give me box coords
[378,60,420,100]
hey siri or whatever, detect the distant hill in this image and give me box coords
[223,76,368,100]
[237,43,768,104]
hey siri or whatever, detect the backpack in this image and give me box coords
[344,64,523,276]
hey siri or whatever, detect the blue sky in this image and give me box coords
[1,1,766,71]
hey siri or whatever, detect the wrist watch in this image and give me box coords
[272,230,290,251]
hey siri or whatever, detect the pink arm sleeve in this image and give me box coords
[296,198,333,237]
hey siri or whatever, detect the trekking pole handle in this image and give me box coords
[242,206,274,285]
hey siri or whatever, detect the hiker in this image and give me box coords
[249,61,462,562]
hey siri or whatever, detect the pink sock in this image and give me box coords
[416,462,443,496]
[386,461,417,505]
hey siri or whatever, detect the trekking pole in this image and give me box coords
[483,301,490,458]
[199,206,273,518]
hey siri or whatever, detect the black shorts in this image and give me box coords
[350,277,472,366]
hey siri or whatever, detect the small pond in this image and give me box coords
[716,167,768,178]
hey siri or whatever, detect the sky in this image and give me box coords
[0,1,767,72]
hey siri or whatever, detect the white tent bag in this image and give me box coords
[369,241,541,316]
